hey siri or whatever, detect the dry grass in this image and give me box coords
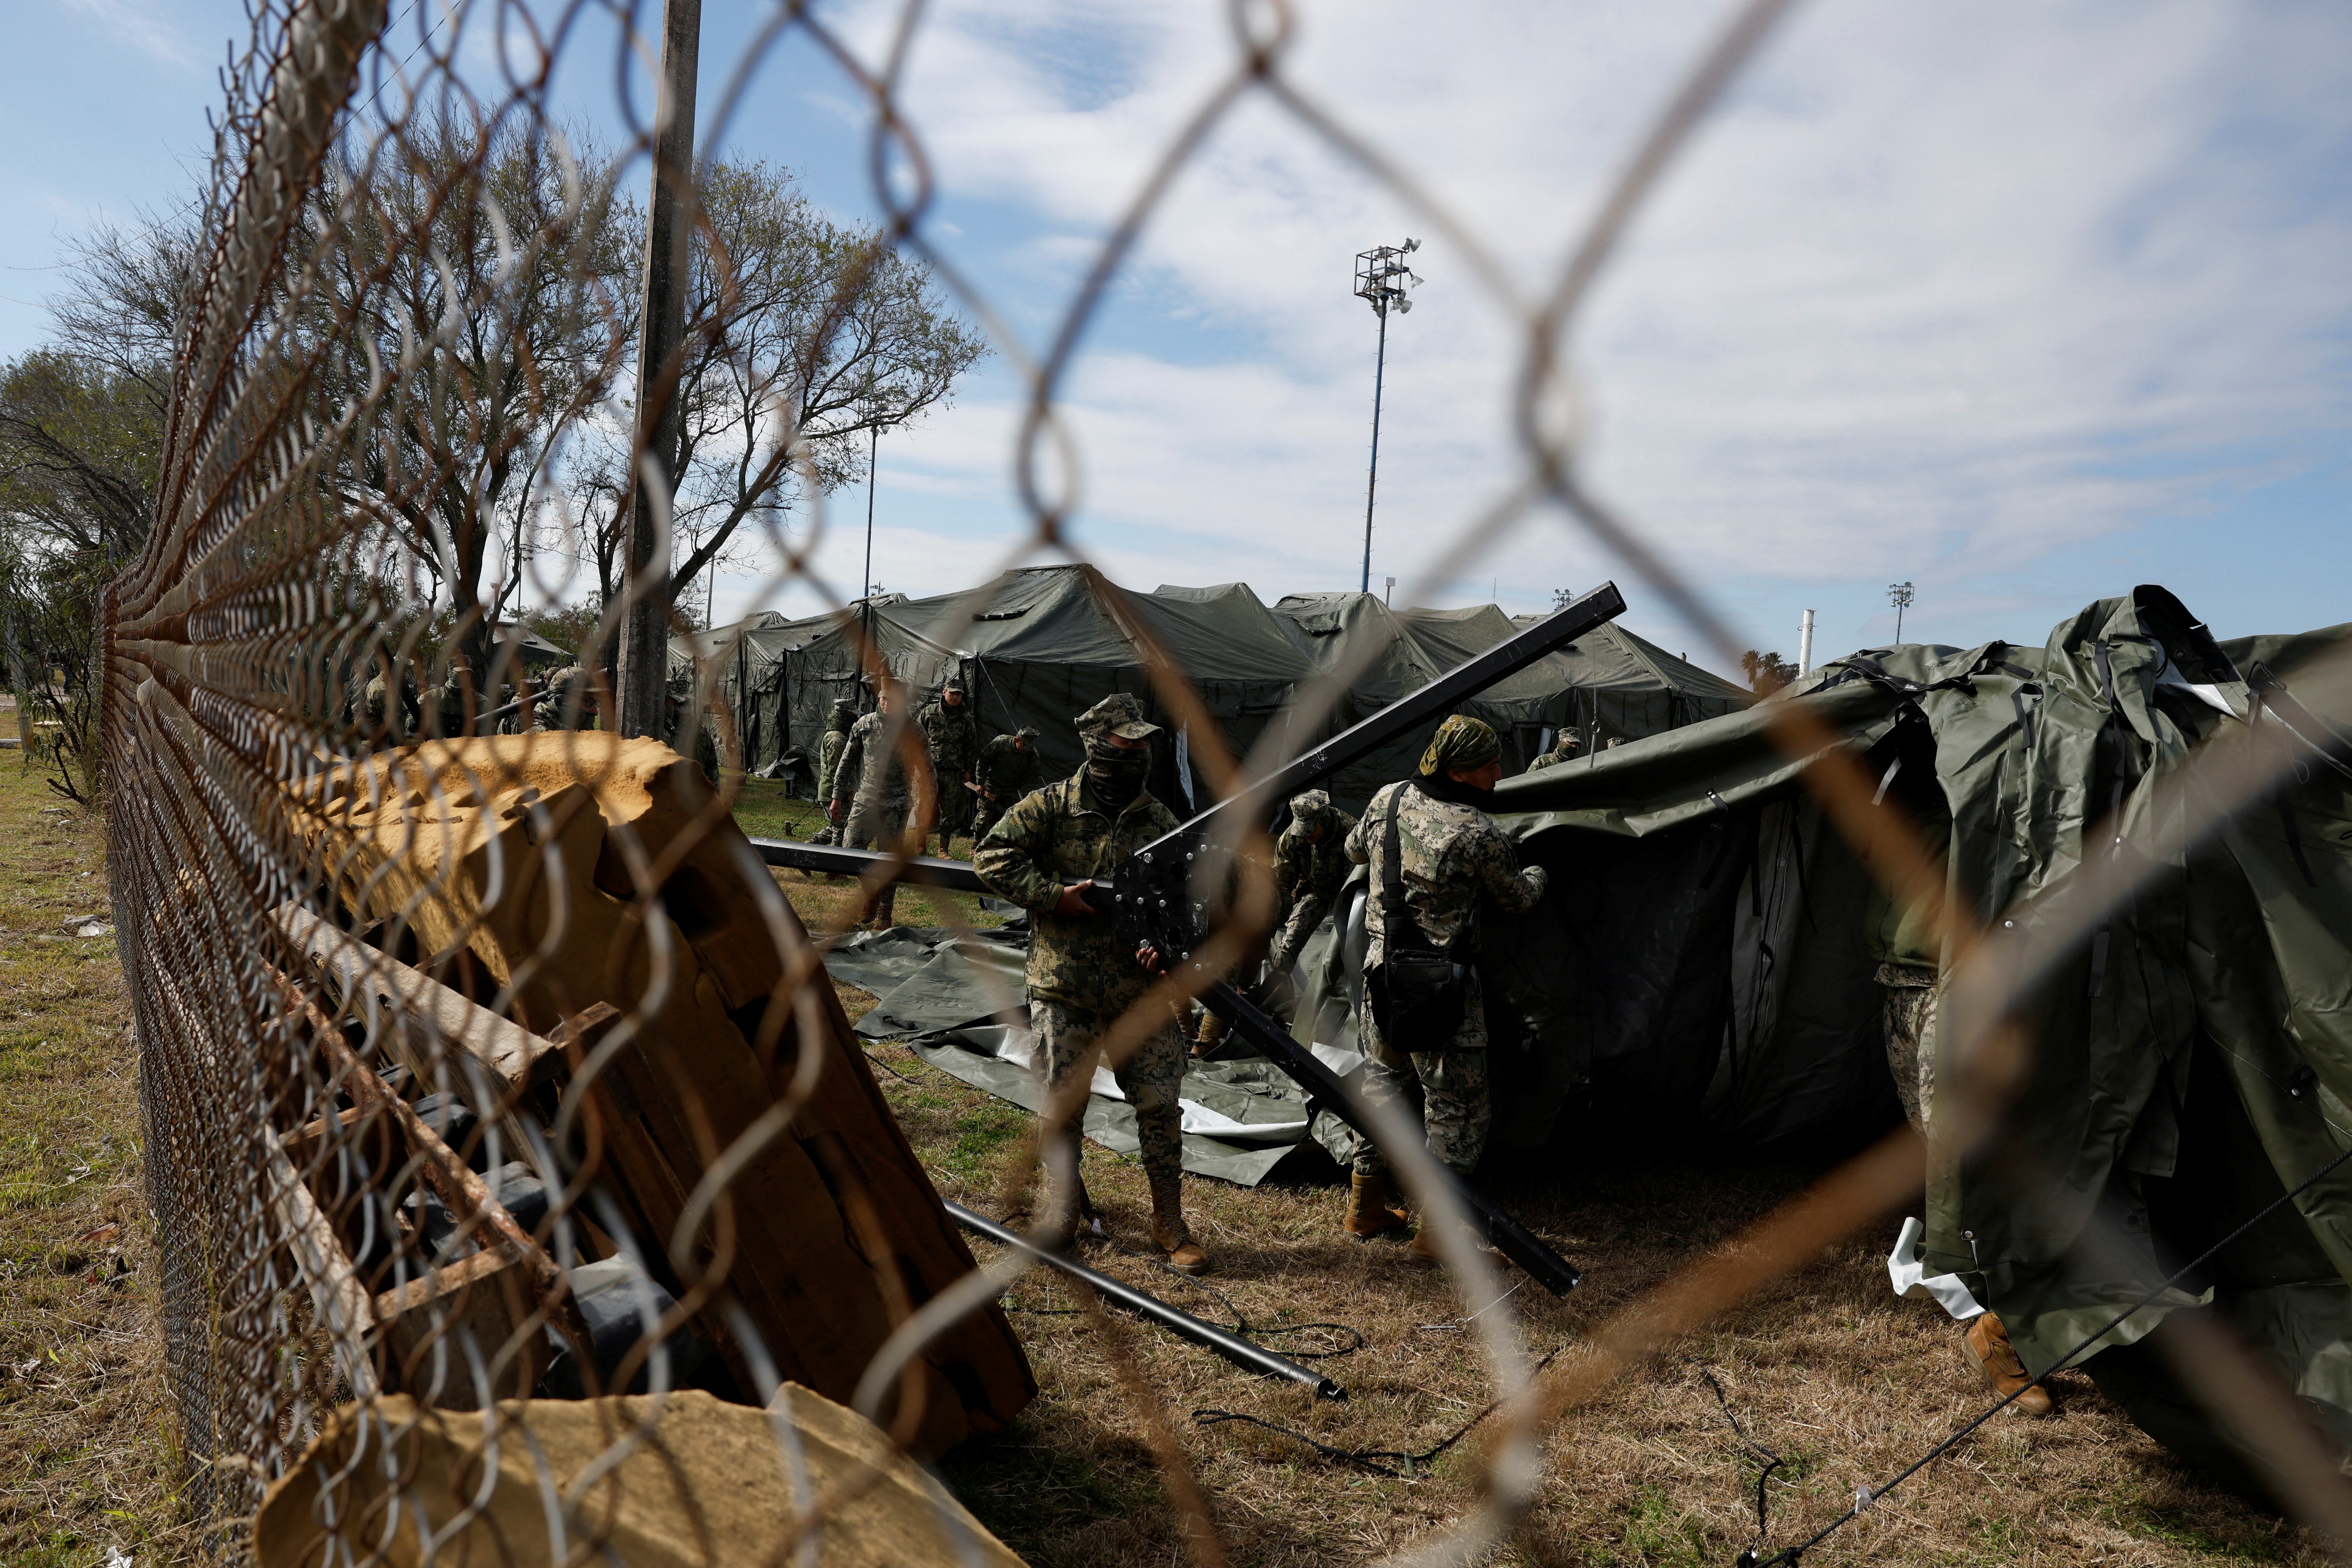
[0,762,181,1565]
[749,789,2327,1568]
[4,764,2317,1565]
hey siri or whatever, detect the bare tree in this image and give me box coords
[305,114,637,700]
[632,161,985,613]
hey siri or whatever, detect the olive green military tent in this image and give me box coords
[1469,586,2351,1495]
[1265,590,1749,809]
[874,567,1319,808]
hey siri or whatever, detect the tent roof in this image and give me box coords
[490,622,573,665]
[886,566,1318,686]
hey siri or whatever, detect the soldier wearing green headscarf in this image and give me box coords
[974,693,1208,1276]
[1342,714,1548,1256]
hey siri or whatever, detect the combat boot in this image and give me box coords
[1961,1312,2054,1416]
[1343,1170,1410,1239]
[1148,1169,1211,1276]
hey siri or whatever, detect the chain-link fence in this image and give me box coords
[96,0,2352,1562]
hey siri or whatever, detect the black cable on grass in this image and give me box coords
[1752,1134,2352,1567]
[1194,1348,1564,1479]
[1685,1359,1787,1563]
[1098,1231,1365,1359]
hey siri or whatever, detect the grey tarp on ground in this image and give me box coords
[822,926,1354,1186]
[1485,588,2352,1495]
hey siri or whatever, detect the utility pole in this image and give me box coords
[1798,609,1815,675]
[615,0,702,739]
[862,423,883,599]
[1888,580,1915,644]
[1353,240,1419,594]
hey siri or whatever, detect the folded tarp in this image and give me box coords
[823,927,1357,1185]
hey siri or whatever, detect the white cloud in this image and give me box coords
[62,0,188,63]
[767,0,2352,646]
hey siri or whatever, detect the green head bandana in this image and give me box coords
[1417,714,1501,777]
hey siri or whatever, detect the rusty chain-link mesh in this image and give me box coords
[93,0,2352,1562]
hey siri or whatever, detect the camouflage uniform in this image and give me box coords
[808,702,857,845]
[1525,730,1581,772]
[974,707,1186,1186]
[833,706,929,926]
[1269,791,1359,974]
[916,686,982,851]
[971,728,1044,846]
[1345,775,1548,1178]
[1879,964,1938,1133]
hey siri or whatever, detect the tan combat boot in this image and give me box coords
[1148,1170,1211,1276]
[1343,1170,1410,1239]
[1962,1312,2054,1416]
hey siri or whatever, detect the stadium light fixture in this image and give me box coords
[1353,240,1421,594]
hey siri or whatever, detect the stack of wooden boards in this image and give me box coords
[271,733,1034,1456]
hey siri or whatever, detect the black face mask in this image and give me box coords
[1083,735,1150,804]
[1414,772,1496,811]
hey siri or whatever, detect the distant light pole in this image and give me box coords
[862,423,886,599]
[1354,239,1420,594]
[1888,580,1915,643]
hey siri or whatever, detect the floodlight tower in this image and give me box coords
[1354,239,1420,594]
[1888,580,1915,643]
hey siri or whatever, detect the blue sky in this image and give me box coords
[10,0,2349,678]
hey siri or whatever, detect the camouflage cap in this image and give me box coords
[941,677,967,696]
[1015,725,1040,743]
[1288,789,1333,826]
[831,696,857,711]
[1074,692,1159,740]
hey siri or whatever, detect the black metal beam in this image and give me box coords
[1194,980,1580,1297]
[751,837,988,893]
[1148,579,1626,850]
[947,1200,1345,1400]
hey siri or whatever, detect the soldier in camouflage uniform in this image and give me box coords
[1524,727,1582,771]
[829,679,932,929]
[970,726,1043,845]
[1343,714,1548,1255]
[807,699,858,846]
[916,678,982,856]
[1269,789,1359,975]
[973,693,1208,1275]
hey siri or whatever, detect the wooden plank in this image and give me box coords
[264,1132,379,1399]
[274,903,551,1091]
[371,1243,545,1410]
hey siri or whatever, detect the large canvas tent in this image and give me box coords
[1445,588,2352,1494]
[676,570,1748,811]
[1265,590,1749,808]
[884,568,1319,808]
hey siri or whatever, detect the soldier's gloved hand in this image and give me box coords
[1053,880,1099,918]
